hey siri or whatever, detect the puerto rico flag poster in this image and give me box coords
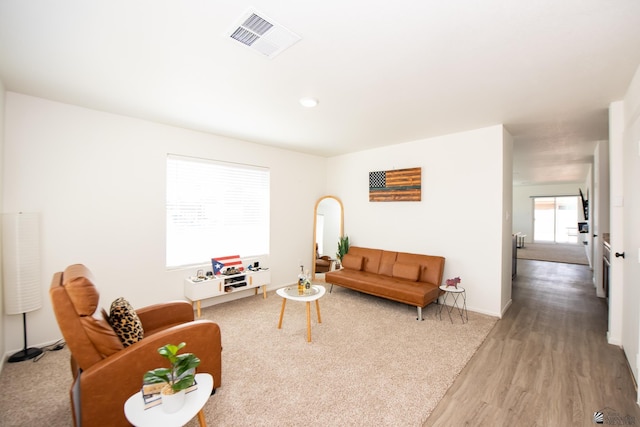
[212,255,243,275]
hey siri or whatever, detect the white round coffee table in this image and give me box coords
[277,284,326,342]
[437,285,468,324]
[124,373,213,427]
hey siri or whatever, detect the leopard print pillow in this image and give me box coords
[108,297,144,347]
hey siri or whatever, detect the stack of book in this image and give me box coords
[141,379,198,410]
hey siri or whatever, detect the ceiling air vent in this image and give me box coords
[227,9,301,59]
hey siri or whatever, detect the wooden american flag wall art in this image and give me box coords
[369,167,422,202]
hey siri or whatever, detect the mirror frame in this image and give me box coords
[312,195,344,279]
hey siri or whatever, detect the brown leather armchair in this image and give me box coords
[315,243,333,273]
[50,264,222,427]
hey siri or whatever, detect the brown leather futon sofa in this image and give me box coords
[325,246,445,320]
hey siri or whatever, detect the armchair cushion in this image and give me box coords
[61,265,125,357]
[108,297,144,347]
[65,270,100,316]
[79,309,124,357]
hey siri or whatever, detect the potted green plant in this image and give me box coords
[143,343,201,413]
[336,235,350,264]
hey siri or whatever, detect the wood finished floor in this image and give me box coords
[424,259,640,427]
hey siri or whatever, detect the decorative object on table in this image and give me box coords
[304,269,311,292]
[298,265,306,295]
[223,267,242,276]
[369,167,421,202]
[141,377,199,409]
[211,255,243,275]
[143,343,201,413]
[2,212,43,362]
[336,235,350,264]
[445,276,461,289]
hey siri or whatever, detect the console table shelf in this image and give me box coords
[184,269,270,317]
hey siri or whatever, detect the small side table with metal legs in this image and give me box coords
[437,285,468,323]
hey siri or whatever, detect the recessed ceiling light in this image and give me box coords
[299,97,318,108]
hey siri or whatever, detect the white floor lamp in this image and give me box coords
[2,212,43,362]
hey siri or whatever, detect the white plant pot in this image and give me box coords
[161,387,186,413]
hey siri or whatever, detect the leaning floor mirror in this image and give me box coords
[312,196,344,280]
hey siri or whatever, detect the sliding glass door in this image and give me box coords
[533,196,579,243]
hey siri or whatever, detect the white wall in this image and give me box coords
[609,100,625,346]
[326,125,510,317]
[593,140,610,297]
[621,64,640,387]
[584,168,594,267]
[2,92,327,354]
[607,63,640,393]
[501,127,514,313]
[0,78,5,366]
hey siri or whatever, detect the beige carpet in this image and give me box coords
[516,242,589,265]
[0,287,497,427]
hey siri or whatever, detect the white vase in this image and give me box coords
[161,387,186,413]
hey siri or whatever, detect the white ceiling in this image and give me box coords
[1,1,639,186]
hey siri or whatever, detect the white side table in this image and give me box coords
[277,285,326,342]
[124,373,213,427]
[437,285,468,324]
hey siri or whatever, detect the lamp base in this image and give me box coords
[8,347,43,363]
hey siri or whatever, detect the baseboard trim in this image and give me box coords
[633,352,640,393]
[608,331,622,347]
[617,345,638,395]
[501,299,513,318]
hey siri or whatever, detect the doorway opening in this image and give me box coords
[533,196,580,243]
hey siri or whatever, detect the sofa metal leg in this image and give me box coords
[330,283,333,293]
[417,306,424,321]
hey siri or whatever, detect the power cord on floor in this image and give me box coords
[33,339,66,362]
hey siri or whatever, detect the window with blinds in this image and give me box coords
[166,155,270,268]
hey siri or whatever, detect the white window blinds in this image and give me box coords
[166,155,270,268]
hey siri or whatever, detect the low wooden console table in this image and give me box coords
[184,269,270,317]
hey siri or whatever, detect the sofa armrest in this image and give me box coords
[77,319,221,427]
[136,300,194,334]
